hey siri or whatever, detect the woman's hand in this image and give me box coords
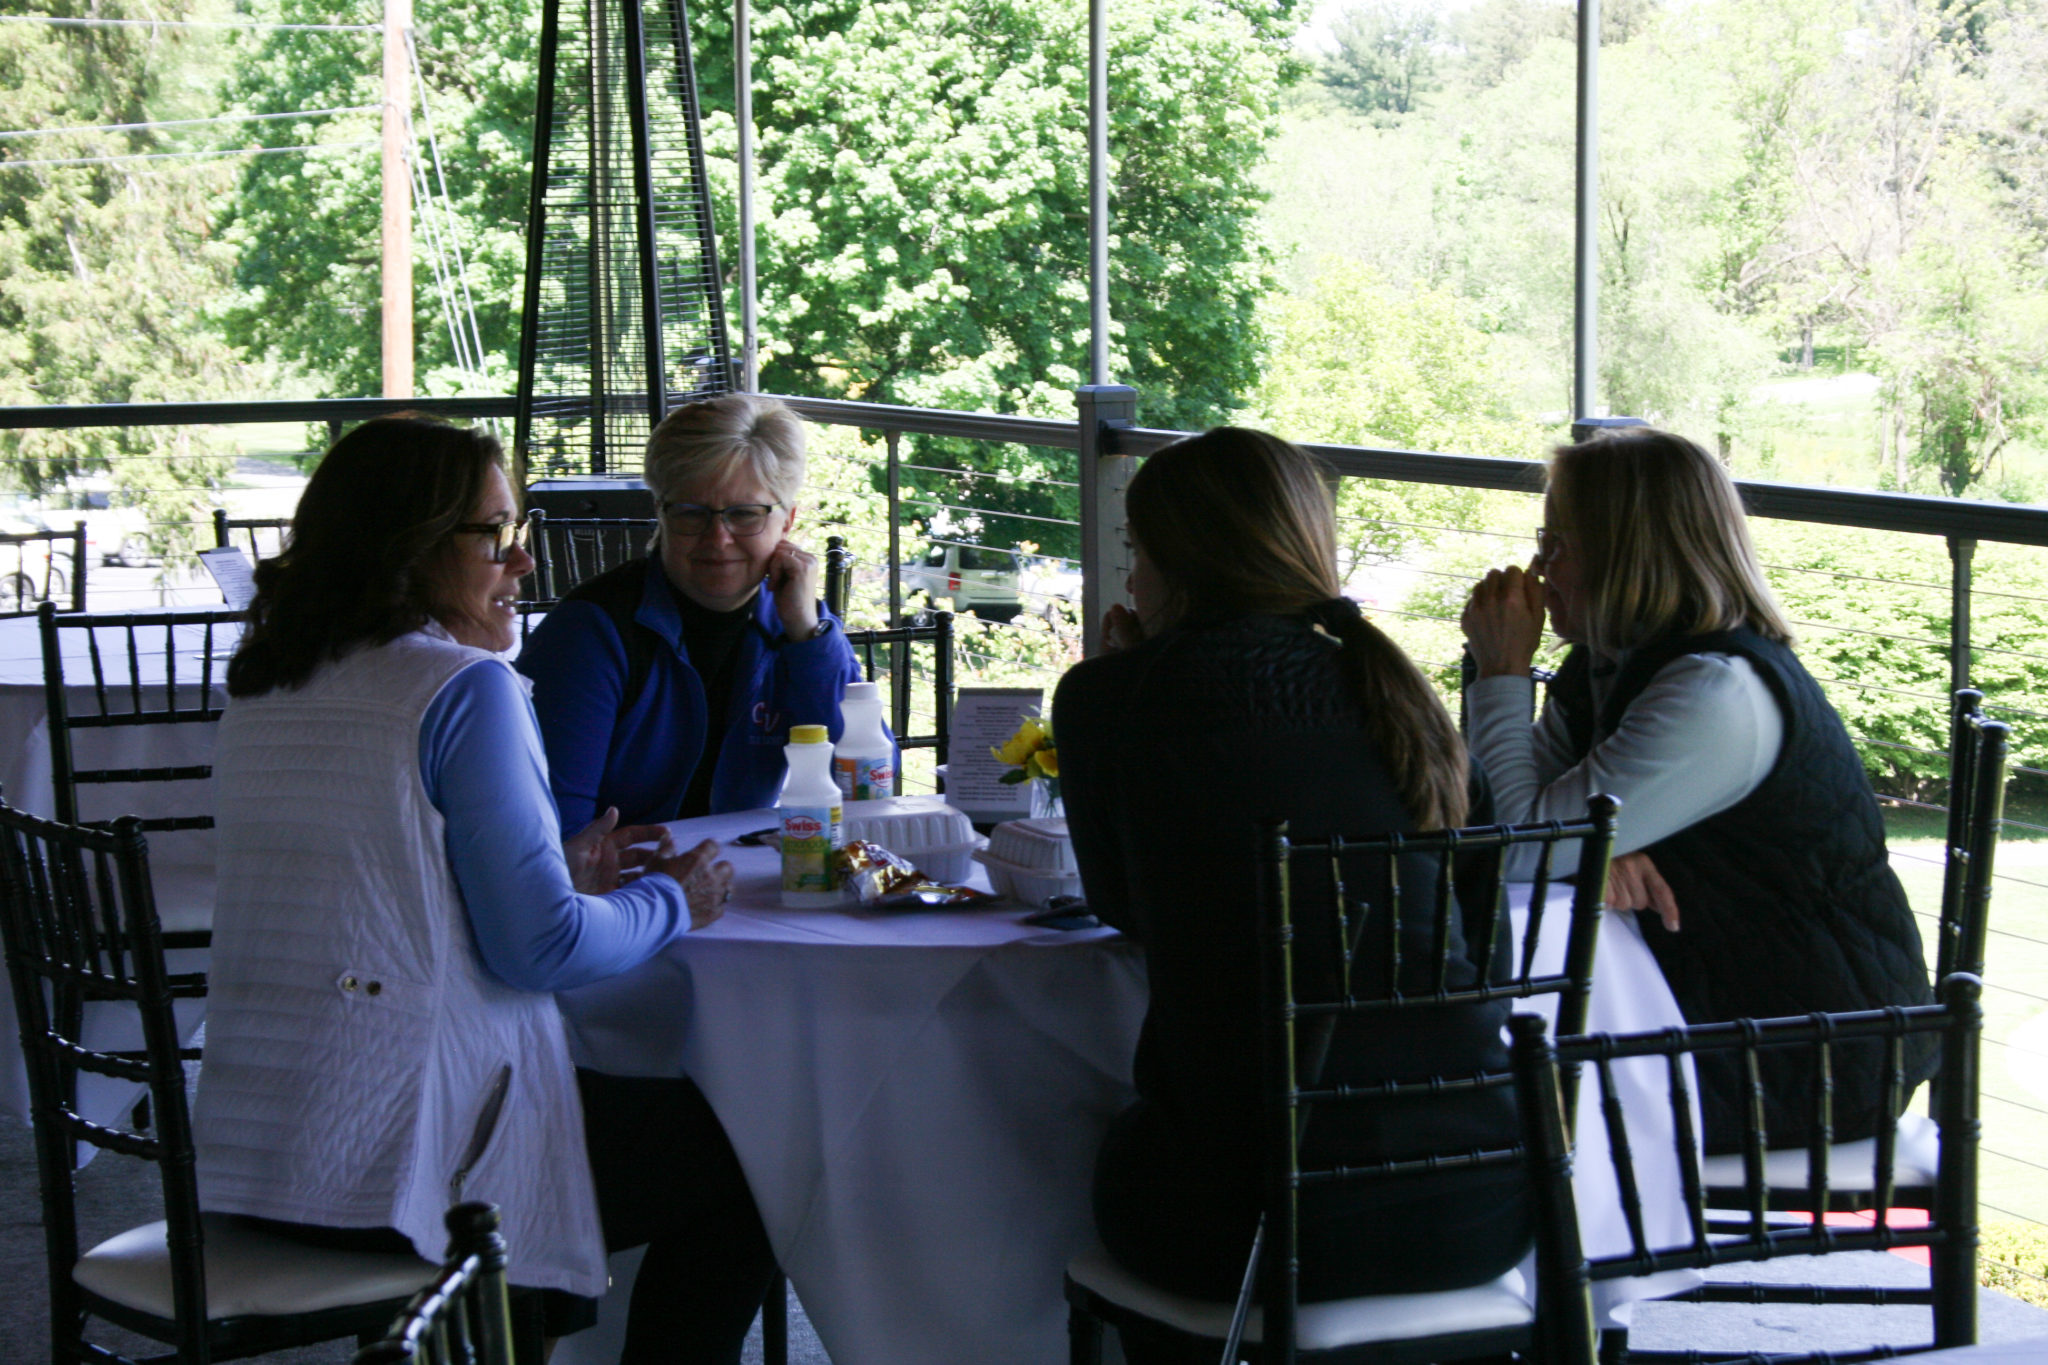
[650,837,737,930]
[1101,602,1146,653]
[1605,851,1679,932]
[765,538,822,640]
[564,807,677,895]
[1461,559,1547,679]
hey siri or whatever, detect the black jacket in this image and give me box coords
[1548,628,1937,1149]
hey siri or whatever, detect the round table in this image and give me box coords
[553,809,1701,1362]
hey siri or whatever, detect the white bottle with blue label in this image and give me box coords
[781,723,845,906]
[832,681,896,802]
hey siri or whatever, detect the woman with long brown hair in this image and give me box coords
[194,415,775,1364]
[1054,427,1525,1344]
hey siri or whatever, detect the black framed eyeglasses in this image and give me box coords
[1535,526,1567,563]
[661,501,781,537]
[455,519,532,563]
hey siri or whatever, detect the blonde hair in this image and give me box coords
[1547,428,1794,656]
[1127,427,1469,830]
[643,394,807,546]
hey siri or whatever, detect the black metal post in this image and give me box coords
[1948,535,1976,695]
[886,430,903,625]
[664,0,732,397]
[514,0,564,466]
[620,0,669,428]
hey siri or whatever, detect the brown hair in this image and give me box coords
[1126,427,1469,830]
[1547,428,1794,656]
[228,415,510,696]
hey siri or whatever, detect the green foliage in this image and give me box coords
[1318,2,1439,122]
[0,0,239,558]
[1249,259,1543,571]
[214,0,533,399]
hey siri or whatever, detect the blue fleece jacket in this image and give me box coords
[515,556,863,831]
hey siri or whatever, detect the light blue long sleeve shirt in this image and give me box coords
[419,659,690,993]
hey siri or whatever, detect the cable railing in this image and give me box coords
[7,388,2048,1260]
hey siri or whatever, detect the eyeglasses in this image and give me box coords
[1535,526,1567,563]
[661,501,781,537]
[455,519,532,563]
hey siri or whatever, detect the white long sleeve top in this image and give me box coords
[1464,652,1784,876]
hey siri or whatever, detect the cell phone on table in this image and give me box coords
[1021,896,1099,931]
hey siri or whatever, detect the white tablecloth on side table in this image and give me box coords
[0,612,228,1129]
[555,808,1147,1365]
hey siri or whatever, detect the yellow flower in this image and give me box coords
[1030,747,1059,779]
[992,716,1047,767]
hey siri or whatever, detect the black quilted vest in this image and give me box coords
[1548,628,1937,1152]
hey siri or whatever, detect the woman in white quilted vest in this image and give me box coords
[191,415,778,1364]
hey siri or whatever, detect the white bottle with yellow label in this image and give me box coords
[780,723,845,906]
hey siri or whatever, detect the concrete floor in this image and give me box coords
[6,1108,2046,1363]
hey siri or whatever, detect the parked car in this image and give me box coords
[1020,555,1084,621]
[899,541,1022,621]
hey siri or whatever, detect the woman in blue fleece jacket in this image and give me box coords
[518,394,865,830]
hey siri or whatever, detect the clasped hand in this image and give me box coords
[565,807,737,929]
[1460,559,1546,679]
[1605,851,1679,933]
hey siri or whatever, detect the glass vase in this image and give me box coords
[1030,776,1065,820]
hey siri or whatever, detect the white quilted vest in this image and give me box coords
[192,629,607,1296]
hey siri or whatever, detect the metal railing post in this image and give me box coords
[1949,535,1976,696]
[1075,384,1136,658]
[886,430,904,625]
[1573,0,1600,421]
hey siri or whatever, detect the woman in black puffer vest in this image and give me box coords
[1461,428,1935,1151]
[1056,428,1528,1350]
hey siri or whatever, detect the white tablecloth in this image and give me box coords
[555,810,1701,1362]
[556,808,1146,1365]
[0,611,227,1128]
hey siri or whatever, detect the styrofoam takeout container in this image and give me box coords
[975,816,1081,906]
[842,795,984,884]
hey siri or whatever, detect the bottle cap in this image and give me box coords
[789,723,830,745]
[844,681,879,702]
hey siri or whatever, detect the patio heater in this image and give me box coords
[515,0,733,514]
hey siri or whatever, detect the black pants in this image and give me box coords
[578,1069,780,1365]
[251,1071,775,1365]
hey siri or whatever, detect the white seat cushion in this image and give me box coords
[74,1214,436,1319]
[1699,1114,1941,1194]
[1066,1241,1531,1351]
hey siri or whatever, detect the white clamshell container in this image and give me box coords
[841,794,984,884]
[975,817,1081,906]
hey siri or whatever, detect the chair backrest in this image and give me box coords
[0,804,213,1358]
[1,523,88,616]
[1937,689,2008,983]
[525,509,655,607]
[844,614,954,771]
[1512,974,1983,1365]
[352,1203,516,1365]
[824,534,854,619]
[1248,795,1620,1362]
[38,601,240,833]
[210,509,293,562]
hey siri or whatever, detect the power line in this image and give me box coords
[0,15,375,33]
[0,106,378,142]
[1,140,375,170]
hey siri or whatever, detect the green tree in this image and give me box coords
[1319,1,1439,122]
[1250,260,1541,575]
[214,0,533,399]
[0,0,240,557]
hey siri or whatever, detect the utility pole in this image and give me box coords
[381,0,414,398]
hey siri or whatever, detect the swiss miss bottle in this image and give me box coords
[780,723,844,906]
[833,681,895,802]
